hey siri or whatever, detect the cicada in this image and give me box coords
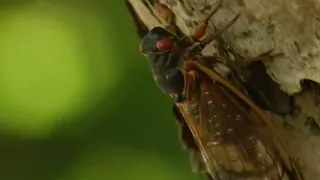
[130,0,304,179]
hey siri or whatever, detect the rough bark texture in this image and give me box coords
[127,0,320,179]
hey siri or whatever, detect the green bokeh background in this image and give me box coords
[0,1,203,180]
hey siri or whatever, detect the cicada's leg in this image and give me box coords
[197,13,241,50]
[231,49,284,85]
[184,12,240,57]
[191,0,223,40]
[177,0,223,48]
[242,49,284,65]
[223,44,284,80]
[225,45,293,114]
[153,0,225,49]
[193,55,226,68]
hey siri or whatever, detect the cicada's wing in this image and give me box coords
[176,61,304,180]
[172,105,215,180]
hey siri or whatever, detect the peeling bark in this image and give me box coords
[126,0,320,179]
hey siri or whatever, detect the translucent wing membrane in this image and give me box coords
[176,61,303,180]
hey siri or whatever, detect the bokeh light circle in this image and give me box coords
[0,6,122,138]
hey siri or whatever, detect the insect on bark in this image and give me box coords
[130,0,305,179]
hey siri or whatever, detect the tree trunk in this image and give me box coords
[126,0,320,179]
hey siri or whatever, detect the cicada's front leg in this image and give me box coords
[243,49,284,66]
[220,42,283,81]
[222,45,293,114]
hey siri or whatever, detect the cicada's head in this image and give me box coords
[139,27,179,55]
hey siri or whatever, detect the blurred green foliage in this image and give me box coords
[0,1,203,180]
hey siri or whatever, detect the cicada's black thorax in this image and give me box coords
[148,51,185,96]
[140,27,185,96]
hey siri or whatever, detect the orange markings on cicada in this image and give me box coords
[183,70,197,102]
[192,23,208,40]
[182,60,199,71]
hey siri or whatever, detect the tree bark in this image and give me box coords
[126,0,320,179]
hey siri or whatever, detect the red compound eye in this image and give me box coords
[139,44,146,54]
[156,37,173,51]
